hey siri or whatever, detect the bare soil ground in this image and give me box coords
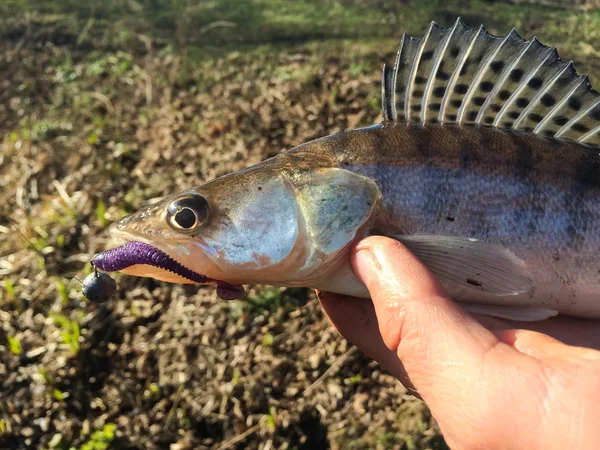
[1,1,598,449]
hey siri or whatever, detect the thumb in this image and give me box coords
[351,236,525,402]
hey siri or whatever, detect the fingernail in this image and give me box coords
[353,248,374,282]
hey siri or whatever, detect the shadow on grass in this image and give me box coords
[4,0,571,56]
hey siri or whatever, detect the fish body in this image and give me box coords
[93,19,600,320]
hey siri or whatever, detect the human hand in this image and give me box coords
[318,236,600,449]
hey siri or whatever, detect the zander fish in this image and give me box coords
[92,19,600,321]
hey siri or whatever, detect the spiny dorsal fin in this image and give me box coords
[381,19,600,148]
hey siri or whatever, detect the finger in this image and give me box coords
[493,328,600,361]
[351,236,537,407]
[317,291,419,395]
[478,315,600,351]
[352,236,498,353]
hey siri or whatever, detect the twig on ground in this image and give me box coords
[304,347,358,396]
[215,417,266,450]
[89,92,114,112]
[199,21,237,34]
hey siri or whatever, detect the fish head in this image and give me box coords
[94,156,381,297]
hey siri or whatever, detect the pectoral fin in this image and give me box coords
[394,235,532,296]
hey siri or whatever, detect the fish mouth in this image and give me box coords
[92,241,245,300]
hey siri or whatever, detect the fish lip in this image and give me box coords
[96,228,245,300]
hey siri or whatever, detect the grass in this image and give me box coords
[2,279,15,302]
[49,313,81,356]
[1,0,599,449]
[5,0,597,66]
[51,388,66,402]
[94,199,109,229]
[7,335,22,356]
[79,423,117,450]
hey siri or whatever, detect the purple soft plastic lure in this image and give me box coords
[92,241,244,300]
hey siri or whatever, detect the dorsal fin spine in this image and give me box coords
[580,123,600,144]
[438,24,483,123]
[421,21,456,122]
[381,63,397,121]
[395,33,413,120]
[405,24,432,119]
[480,38,537,125]
[533,75,586,134]
[555,86,600,138]
[392,45,402,117]
[512,58,570,129]
[493,45,555,127]
[457,29,517,123]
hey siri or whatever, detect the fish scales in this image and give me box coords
[297,122,600,243]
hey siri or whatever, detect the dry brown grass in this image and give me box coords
[1,1,598,448]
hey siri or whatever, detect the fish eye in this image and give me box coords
[167,194,209,232]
